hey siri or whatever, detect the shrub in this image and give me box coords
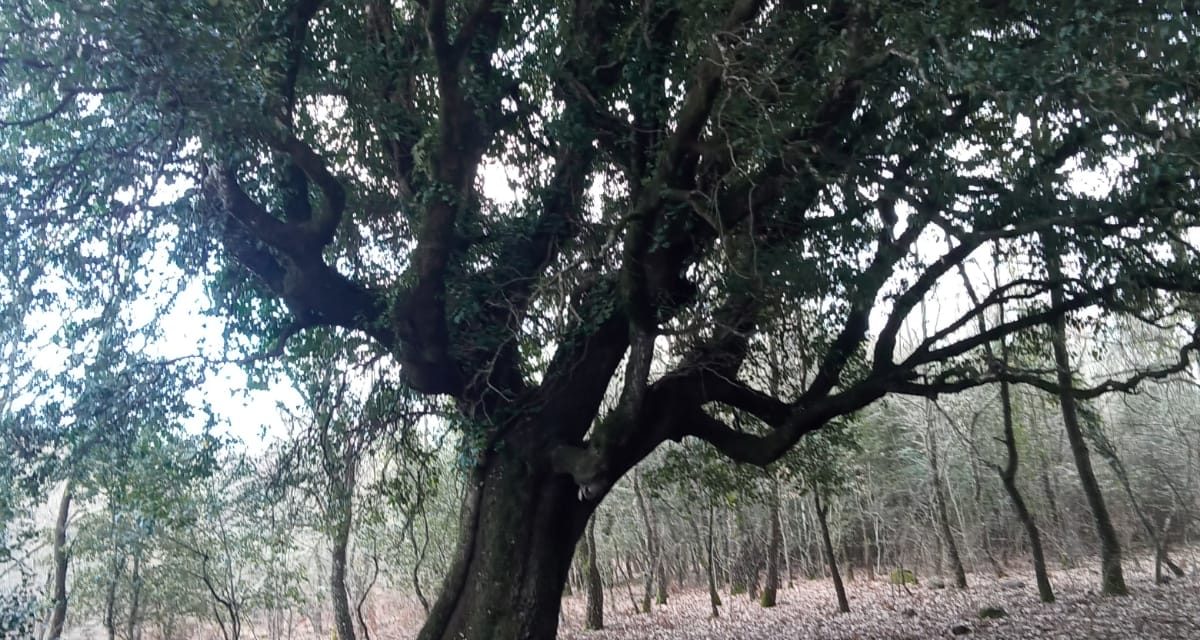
[0,582,43,640]
[889,568,918,586]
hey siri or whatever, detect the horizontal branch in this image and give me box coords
[889,329,1200,401]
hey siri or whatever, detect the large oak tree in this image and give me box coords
[4,1,1200,638]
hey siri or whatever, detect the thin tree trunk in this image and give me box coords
[780,495,794,587]
[859,509,873,581]
[1045,244,1128,596]
[998,375,1056,603]
[814,492,849,613]
[584,515,603,630]
[408,511,432,614]
[920,299,967,589]
[729,507,760,597]
[355,551,380,640]
[761,476,782,607]
[43,483,73,640]
[127,552,143,640]
[981,258,1055,602]
[104,554,120,640]
[1098,438,1183,584]
[632,472,660,612]
[330,502,357,640]
[706,503,721,618]
[927,425,968,588]
[655,553,668,606]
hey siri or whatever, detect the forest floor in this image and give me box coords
[557,561,1200,639]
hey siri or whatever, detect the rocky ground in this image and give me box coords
[557,561,1200,639]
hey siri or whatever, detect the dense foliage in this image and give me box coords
[3,1,1200,639]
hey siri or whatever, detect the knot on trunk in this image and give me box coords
[550,444,609,501]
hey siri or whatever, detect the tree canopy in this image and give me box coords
[4,1,1200,638]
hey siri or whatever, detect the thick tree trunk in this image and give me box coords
[331,512,357,640]
[814,492,849,613]
[1046,248,1128,596]
[43,483,73,640]
[760,477,782,608]
[416,452,595,640]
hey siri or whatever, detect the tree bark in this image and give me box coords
[331,508,357,640]
[1045,245,1128,596]
[705,504,721,618]
[655,555,668,606]
[814,492,849,613]
[583,515,603,631]
[43,483,73,640]
[408,512,432,614]
[127,552,143,640]
[760,477,782,608]
[415,453,596,640]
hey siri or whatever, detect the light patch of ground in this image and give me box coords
[63,557,1198,638]
[558,562,1200,640]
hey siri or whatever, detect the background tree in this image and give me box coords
[785,426,859,614]
[275,333,410,640]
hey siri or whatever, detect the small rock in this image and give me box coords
[978,606,1008,620]
[951,623,972,635]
